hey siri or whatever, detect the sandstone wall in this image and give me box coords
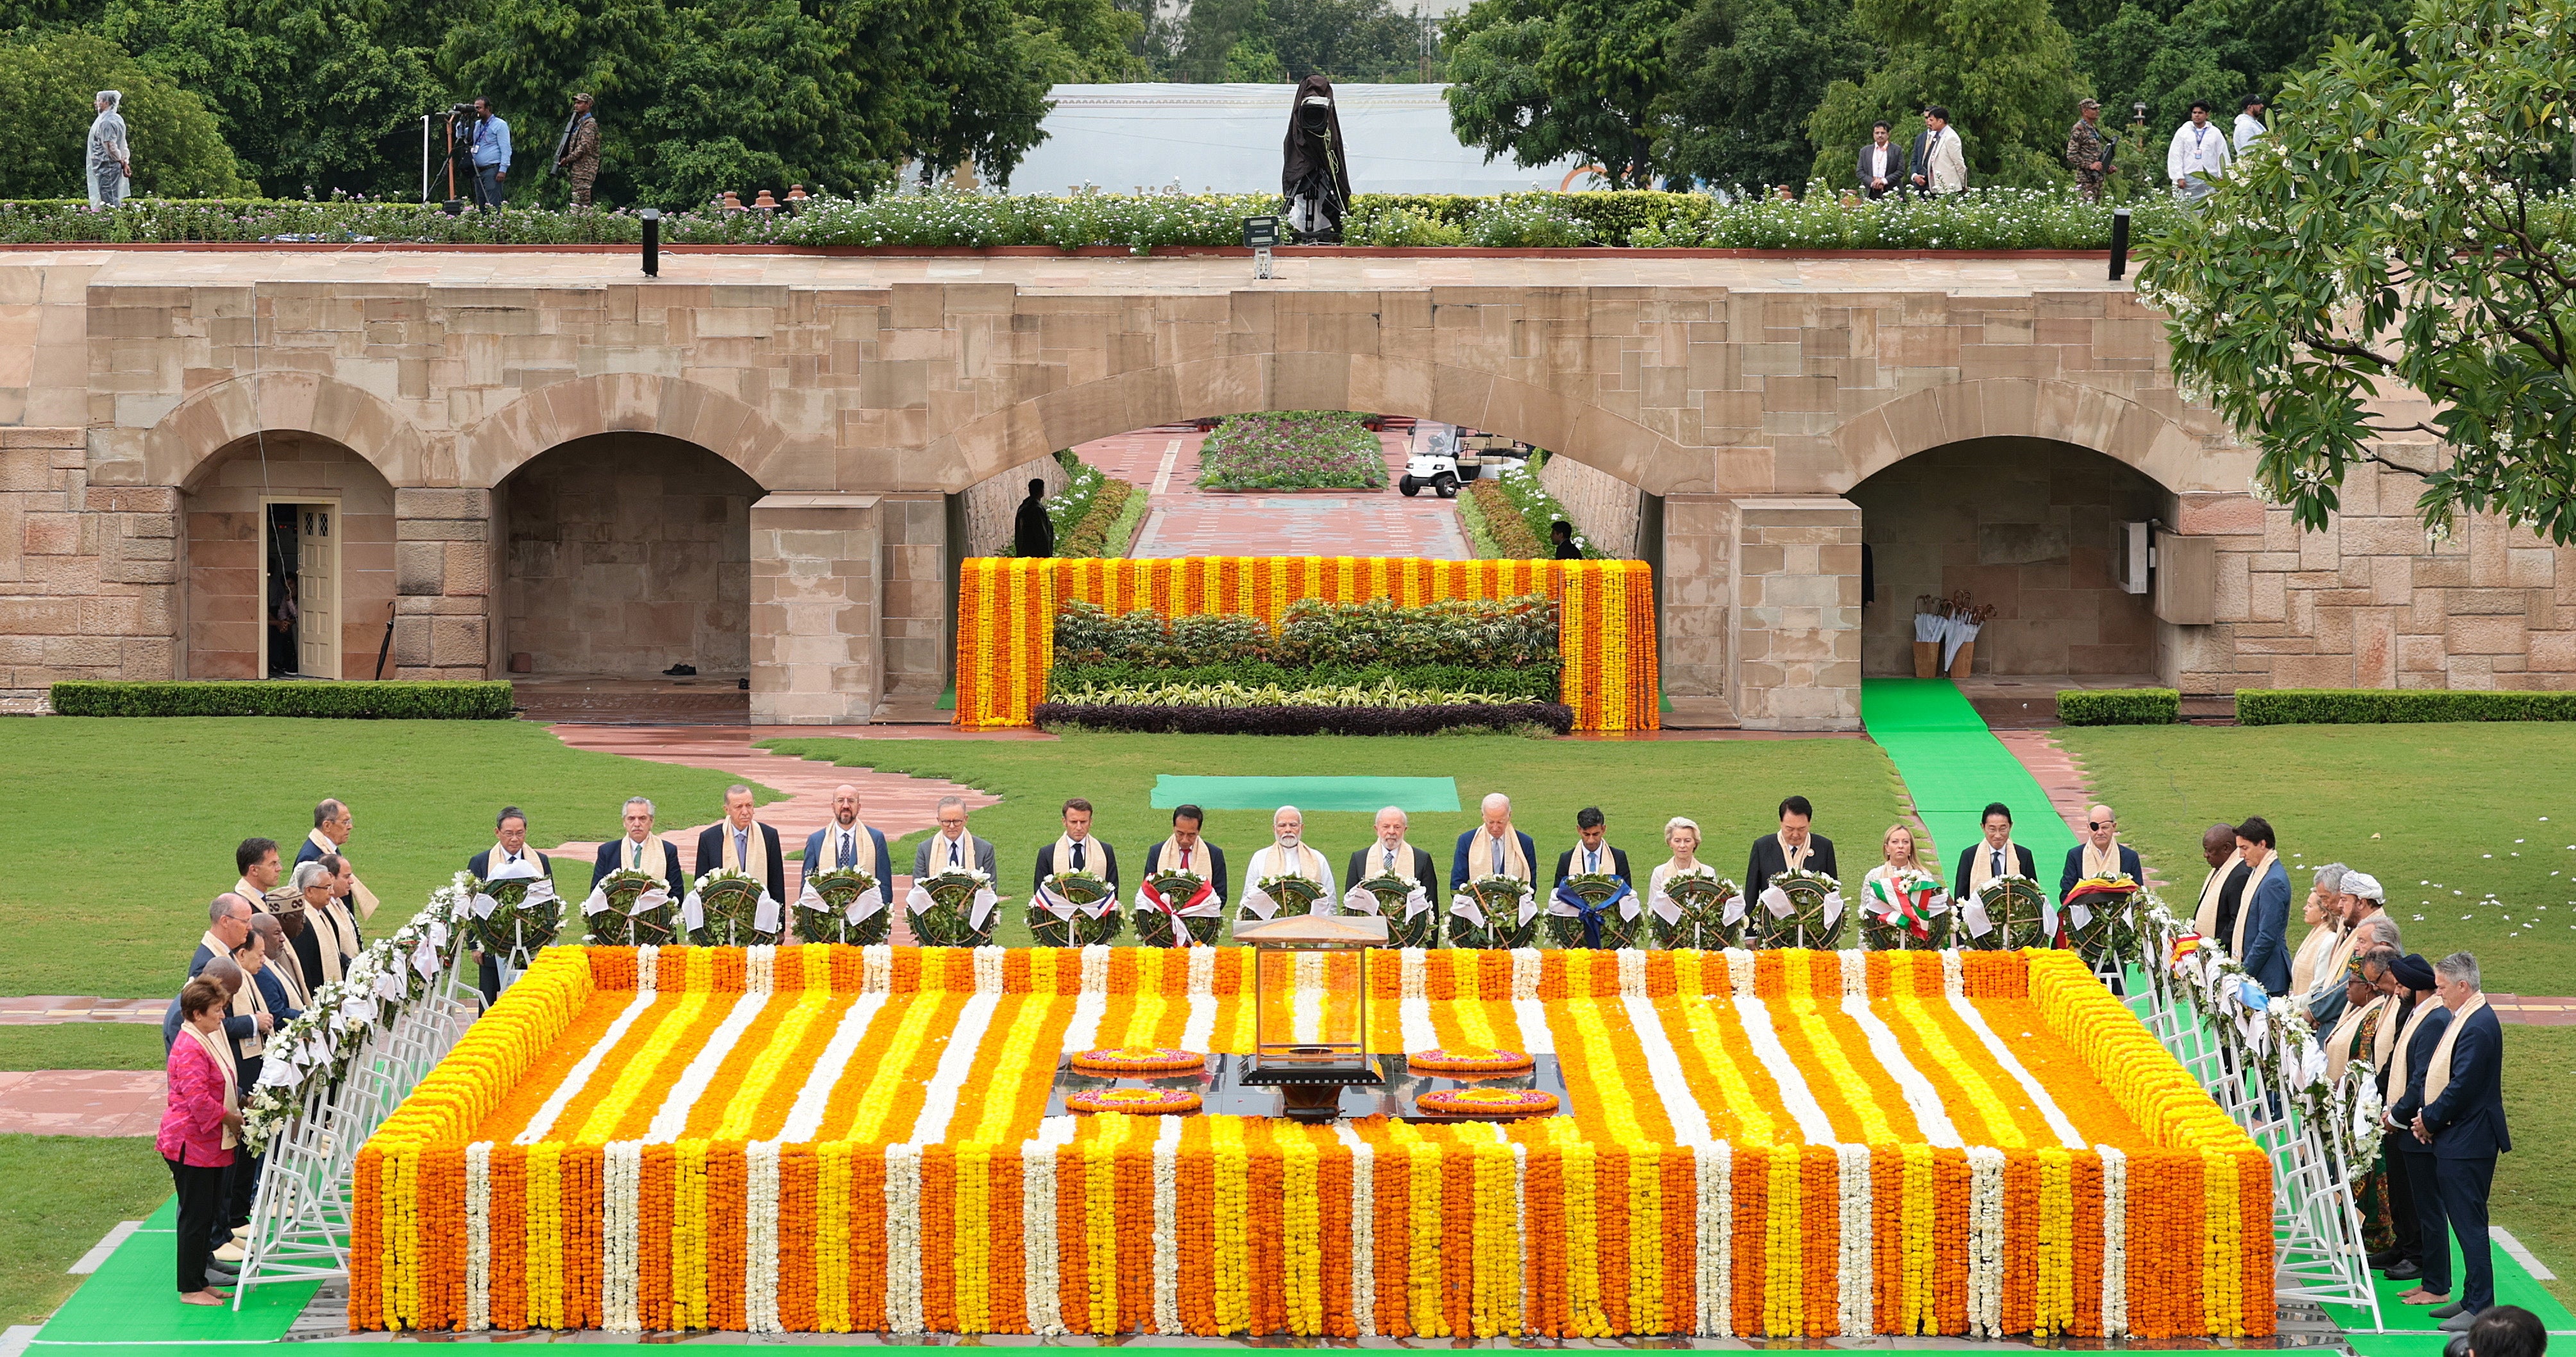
[1537,453,1641,559]
[961,454,1068,557]
[1,425,175,692]
[182,433,396,680]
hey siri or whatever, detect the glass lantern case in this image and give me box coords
[1233,913,1385,1118]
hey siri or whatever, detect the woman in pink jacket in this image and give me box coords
[160,975,241,1304]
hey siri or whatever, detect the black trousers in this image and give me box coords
[2437,1154,2498,1312]
[224,1149,264,1233]
[2401,1150,2450,1295]
[2383,1132,2421,1263]
[167,1157,226,1293]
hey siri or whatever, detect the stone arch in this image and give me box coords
[931,353,1691,494]
[147,372,426,492]
[1828,378,2247,496]
[457,373,795,491]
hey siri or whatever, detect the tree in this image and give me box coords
[2133,0,2576,541]
[1661,0,1860,190]
[1800,0,2090,186]
[0,28,253,197]
[1444,0,1686,187]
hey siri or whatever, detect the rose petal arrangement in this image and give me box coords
[353,943,2268,1339]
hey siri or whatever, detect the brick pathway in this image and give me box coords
[0,1070,164,1136]
[0,997,162,1026]
[1078,423,1472,560]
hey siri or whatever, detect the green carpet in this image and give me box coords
[1149,775,1461,813]
[1861,678,2079,885]
[2321,1229,2576,1336]
[34,1196,317,1344]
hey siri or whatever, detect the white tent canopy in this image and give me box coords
[1004,83,1590,197]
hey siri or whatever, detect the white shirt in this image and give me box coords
[2168,121,2232,182]
[624,832,652,870]
[1869,144,1892,182]
[940,831,969,869]
[2232,112,2264,155]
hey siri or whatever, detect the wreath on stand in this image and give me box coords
[797,868,887,946]
[1133,870,1224,948]
[1860,869,1951,952]
[1346,874,1437,949]
[909,868,1000,948]
[1448,875,1538,950]
[1649,870,1743,950]
[1546,872,1641,949]
[468,870,563,975]
[1962,874,2051,951]
[2061,875,2140,972]
[1242,873,1326,927]
[1754,867,1844,950]
[688,868,783,947]
[1028,870,1121,948]
[582,868,677,948]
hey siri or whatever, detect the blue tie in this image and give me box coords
[840,830,854,868]
[1491,836,1503,875]
[735,829,747,869]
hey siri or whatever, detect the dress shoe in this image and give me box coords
[2432,1303,2466,1320]
[2385,1260,2424,1281]
[2405,1291,2452,1307]
[2370,1249,2403,1268]
[2440,1311,2477,1333]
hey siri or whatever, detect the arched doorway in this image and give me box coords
[182,432,398,680]
[1848,437,2177,678]
[498,433,764,679]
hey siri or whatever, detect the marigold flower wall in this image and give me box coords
[352,944,2270,1337]
[953,556,1660,732]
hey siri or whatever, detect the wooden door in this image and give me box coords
[298,505,338,678]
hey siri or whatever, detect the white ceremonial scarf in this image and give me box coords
[1360,838,1423,887]
[1777,834,1815,873]
[307,828,380,920]
[2420,991,2490,1110]
[2312,913,2376,1002]
[1568,839,1621,879]
[1968,837,2019,895]
[2080,836,2123,881]
[228,968,267,1059]
[2384,995,2442,1104]
[2372,988,2407,1072]
[720,820,772,893]
[1647,858,1713,925]
[303,888,360,986]
[931,831,975,875]
[1250,841,1328,884]
[1051,832,1100,878]
[2325,992,2385,1082]
[1471,826,1532,883]
[185,1022,240,1150]
[2192,850,2244,942]
[1156,834,1212,880]
[618,831,670,876]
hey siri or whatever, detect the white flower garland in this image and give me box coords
[2098,1143,2129,1337]
[1180,991,1219,1052]
[464,1141,491,1331]
[1966,1146,2006,1337]
[513,990,657,1145]
[1696,1142,1733,1336]
[1510,947,1543,999]
[972,944,1006,993]
[861,943,893,993]
[1725,947,1756,996]
[1616,946,1648,996]
[635,943,658,992]
[1512,990,1562,1055]
[1022,1131,1065,1335]
[1836,1143,1872,1335]
[1152,1117,1182,1335]
[604,1141,641,1331]
[904,993,1002,1143]
[643,989,771,1142]
[1398,949,1437,1052]
[884,1144,924,1334]
[1728,998,1837,1142]
[1078,943,1110,995]
[1185,941,1217,995]
[775,993,889,1143]
[1623,995,1712,1146]
[1838,948,1868,997]
[1399,947,1427,999]
[1940,947,1965,997]
[1948,997,2087,1147]
[746,943,774,992]
[745,1139,782,1333]
[1335,1125,1377,1337]
[1291,951,1326,1042]
[1837,996,1965,1147]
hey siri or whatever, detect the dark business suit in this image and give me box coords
[592,835,690,898]
[1033,838,1119,897]
[695,822,787,897]
[2421,1000,2509,1313]
[2377,990,2424,1268]
[2239,858,2293,995]
[466,845,555,1007]
[1346,845,1440,898]
[1141,841,1230,908]
[805,823,895,898]
[1452,829,1538,892]
[2059,843,2143,900]
[1745,833,1838,901]
[1552,844,1634,888]
[1951,843,2038,907]
[1856,140,1910,198]
[2390,1001,2456,1297]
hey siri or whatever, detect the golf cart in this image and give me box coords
[1398,423,1526,497]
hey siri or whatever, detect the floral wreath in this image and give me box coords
[1417,1086,1557,1117]
[1067,1086,1201,1115]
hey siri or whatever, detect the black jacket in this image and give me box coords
[2060,843,2143,899]
[1346,845,1440,898]
[2421,1002,2511,1159]
[691,823,785,898]
[1552,845,1633,888]
[1856,140,1910,195]
[593,836,690,898]
[1954,843,2040,906]
[1745,833,1836,900]
[1035,838,1120,897]
[1142,841,1230,907]
[2389,1001,2453,1152]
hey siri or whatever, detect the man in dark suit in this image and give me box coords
[2235,816,2293,995]
[2364,949,2427,1281]
[2418,951,2510,1331]
[1033,796,1118,895]
[1452,793,1538,889]
[2384,952,2455,1310]
[593,795,690,897]
[1552,806,1632,887]
[697,784,788,907]
[804,784,894,897]
[1857,120,1909,199]
[191,893,255,977]
[1142,803,1229,906]
[1952,801,2038,904]
[2059,802,2144,898]
[1745,795,1836,900]
[1348,806,1439,895]
[467,805,553,1006]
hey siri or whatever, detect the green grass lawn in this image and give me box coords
[0,719,775,999]
[2060,723,2576,997]
[2496,1025,2576,1309]
[763,729,1910,946]
[0,1135,173,1326]
[0,1024,168,1071]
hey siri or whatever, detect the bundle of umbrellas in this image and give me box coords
[1913,590,1998,671]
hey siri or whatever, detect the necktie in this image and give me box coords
[1491,836,1504,875]
[950,838,962,869]
[840,830,855,869]
[1991,848,2003,879]
[735,829,748,871]
[630,839,641,871]
[1384,847,1396,873]
[1071,840,1085,872]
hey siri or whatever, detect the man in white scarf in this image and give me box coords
[1033,796,1118,895]
[1450,793,1534,887]
[1951,801,2036,906]
[1346,806,1435,891]
[1243,805,1334,917]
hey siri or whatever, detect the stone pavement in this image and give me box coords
[0,1070,164,1136]
[1078,422,1471,560]
[0,997,163,1026]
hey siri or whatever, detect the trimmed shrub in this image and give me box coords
[1493,454,1597,558]
[1273,596,1558,670]
[1058,477,1137,557]
[2056,688,2180,726]
[1466,479,1545,557]
[1035,701,1574,736]
[2235,688,2576,725]
[1050,665,1557,703]
[51,680,514,718]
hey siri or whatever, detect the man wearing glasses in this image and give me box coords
[2061,804,2143,899]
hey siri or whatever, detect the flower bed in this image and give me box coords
[1194,412,1387,491]
[352,943,2267,1338]
[1034,699,1574,736]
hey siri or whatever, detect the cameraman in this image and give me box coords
[466,96,511,210]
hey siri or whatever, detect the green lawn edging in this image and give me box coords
[2056,687,2180,725]
[2237,688,2576,725]
[49,680,515,718]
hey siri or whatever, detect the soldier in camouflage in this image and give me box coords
[2067,97,2112,202]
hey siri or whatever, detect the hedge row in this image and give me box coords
[1466,479,1546,558]
[1051,661,1561,702]
[50,680,515,718]
[1058,478,1138,557]
[2235,688,2576,725]
[2055,688,2180,725]
[1033,701,1574,736]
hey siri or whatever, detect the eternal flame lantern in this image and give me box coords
[1234,912,1385,1120]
